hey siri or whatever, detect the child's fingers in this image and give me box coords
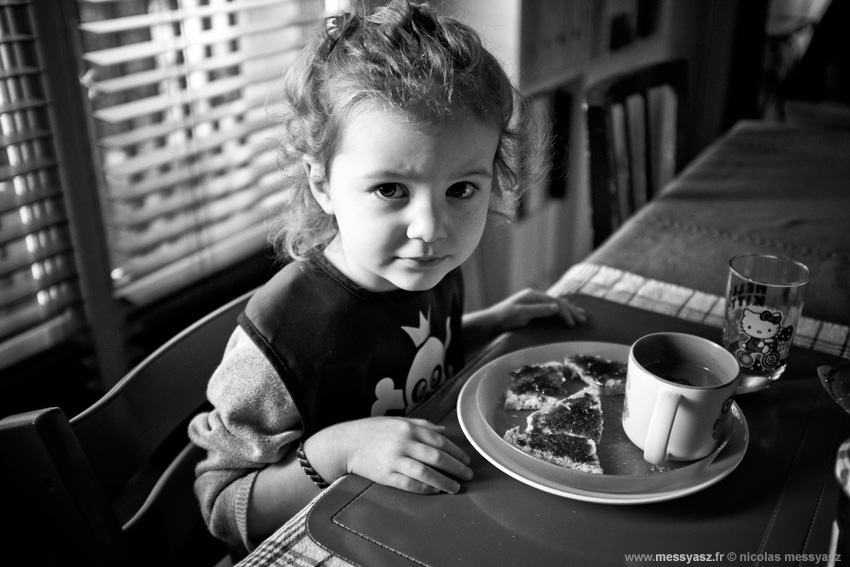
[384,468,450,495]
[556,297,587,326]
[407,439,473,480]
[403,424,474,487]
[406,418,445,432]
[515,296,586,327]
[505,289,586,327]
[413,424,471,465]
[511,288,553,306]
[519,301,561,320]
[557,305,576,326]
[394,457,466,494]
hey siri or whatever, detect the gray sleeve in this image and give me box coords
[188,326,302,552]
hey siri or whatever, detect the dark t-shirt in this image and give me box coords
[239,255,465,436]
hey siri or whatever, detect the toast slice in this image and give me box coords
[526,390,603,443]
[504,426,603,474]
[504,386,605,474]
[504,362,575,410]
[564,354,628,396]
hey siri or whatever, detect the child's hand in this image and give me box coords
[481,288,587,331]
[328,417,473,494]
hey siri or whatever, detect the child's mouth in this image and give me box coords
[400,256,446,267]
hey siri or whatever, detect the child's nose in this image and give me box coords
[406,196,447,243]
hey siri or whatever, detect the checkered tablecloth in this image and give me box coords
[548,263,850,361]
[236,479,350,567]
[237,262,850,567]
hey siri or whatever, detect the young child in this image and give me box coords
[188,0,585,555]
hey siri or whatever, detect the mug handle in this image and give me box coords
[644,389,681,466]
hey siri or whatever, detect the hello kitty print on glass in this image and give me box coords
[723,254,810,394]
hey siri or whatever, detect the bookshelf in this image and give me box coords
[444,0,754,311]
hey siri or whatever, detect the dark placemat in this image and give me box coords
[306,295,848,566]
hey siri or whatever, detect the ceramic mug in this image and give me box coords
[622,332,741,466]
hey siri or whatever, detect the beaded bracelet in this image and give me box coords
[296,441,330,489]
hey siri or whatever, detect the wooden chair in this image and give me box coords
[0,288,255,567]
[585,59,688,247]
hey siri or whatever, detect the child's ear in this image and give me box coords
[303,155,333,214]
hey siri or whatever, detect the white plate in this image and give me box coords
[457,341,749,504]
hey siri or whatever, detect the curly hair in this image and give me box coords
[267,0,540,263]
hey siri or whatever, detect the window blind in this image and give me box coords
[0,0,86,370]
[75,0,325,305]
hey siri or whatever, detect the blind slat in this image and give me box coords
[103,117,275,178]
[0,65,40,79]
[92,67,280,124]
[115,195,279,275]
[0,252,75,309]
[0,32,32,45]
[82,15,315,67]
[115,211,261,278]
[110,168,278,238]
[0,308,84,370]
[0,281,80,341]
[98,88,266,149]
[0,155,56,182]
[92,37,303,95]
[105,144,277,201]
[0,126,49,146]
[115,222,268,304]
[0,225,74,278]
[110,177,276,231]
[0,96,46,114]
[112,200,274,256]
[0,195,66,243]
[78,0,291,35]
[0,173,61,215]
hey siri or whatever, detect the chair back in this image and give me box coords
[585,59,688,246]
[0,288,254,566]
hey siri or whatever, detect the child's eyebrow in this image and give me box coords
[361,167,493,180]
[458,168,493,179]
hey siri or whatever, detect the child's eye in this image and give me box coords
[447,182,477,199]
[374,184,406,199]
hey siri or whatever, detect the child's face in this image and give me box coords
[308,105,499,292]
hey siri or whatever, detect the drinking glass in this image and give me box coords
[722,254,810,394]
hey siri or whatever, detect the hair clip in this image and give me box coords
[325,12,351,40]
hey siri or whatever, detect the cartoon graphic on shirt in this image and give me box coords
[732,307,794,371]
[371,309,453,416]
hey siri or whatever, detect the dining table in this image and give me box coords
[236,120,850,567]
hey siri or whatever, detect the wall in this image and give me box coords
[439,0,757,311]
